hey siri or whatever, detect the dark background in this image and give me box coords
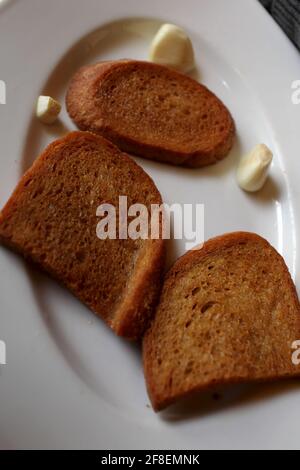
[260,0,300,49]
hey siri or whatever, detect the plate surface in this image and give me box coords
[0,0,300,450]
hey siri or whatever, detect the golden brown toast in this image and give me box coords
[66,60,235,167]
[0,131,165,340]
[143,232,300,410]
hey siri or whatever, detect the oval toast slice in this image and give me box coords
[143,232,300,410]
[0,131,165,340]
[66,60,235,167]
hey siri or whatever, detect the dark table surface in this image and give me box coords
[260,0,300,49]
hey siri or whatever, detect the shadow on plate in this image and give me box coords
[132,133,242,184]
[160,379,300,422]
[243,176,281,204]
[25,264,142,402]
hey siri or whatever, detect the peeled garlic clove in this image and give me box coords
[149,23,195,73]
[36,96,61,124]
[237,144,273,192]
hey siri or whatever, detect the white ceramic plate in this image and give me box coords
[1,0,300,450]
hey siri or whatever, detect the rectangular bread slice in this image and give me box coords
[0,131,165,340]
[143,232,300,410]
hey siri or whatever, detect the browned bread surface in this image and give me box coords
[66,60,235,167]
[0,131,165,340]
[143,232,300,410]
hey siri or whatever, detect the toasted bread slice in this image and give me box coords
[0,131,165,340]
[143,232,300,410]
[66,60,235,167]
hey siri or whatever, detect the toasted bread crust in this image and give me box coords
[66,60,235,167]
[143,232,300,410]
[0,131,165,340]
